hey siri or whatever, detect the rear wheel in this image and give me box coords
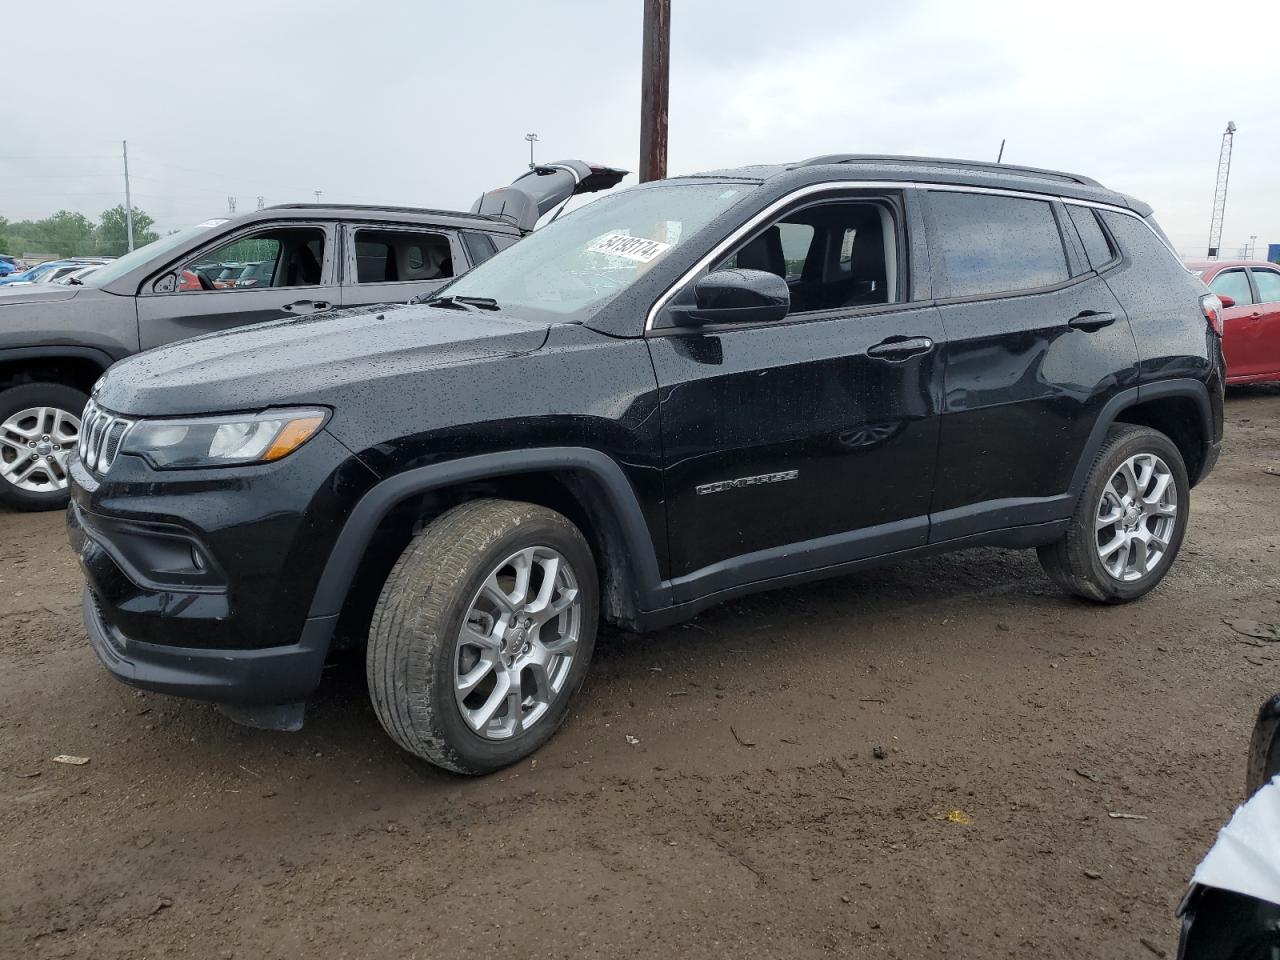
[367,499,598,775]
[1038,424,1190,603]
[0,383,87,512]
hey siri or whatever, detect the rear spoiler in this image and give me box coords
[471,160,628,233]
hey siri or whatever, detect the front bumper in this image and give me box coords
[82,585,334,705]
[66,427,378,706]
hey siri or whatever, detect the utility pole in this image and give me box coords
[314,190,322,204]
[256,196,265,211]
[226,196,237,215]
[121,140,135,253]
[524,133,540,169]
[1207,121,1236,258]
[639,0,670,182]
[1249,235,1257,259]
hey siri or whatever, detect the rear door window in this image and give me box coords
[352,229,453,284]
[1250,268,1280,304]
[926,192,1069,298]
[1066,205,1115,270]
[1210,269,1254,305]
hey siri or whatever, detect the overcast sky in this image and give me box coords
[3,0,1277,258]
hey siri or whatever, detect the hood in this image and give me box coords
[471,159,628,233]
[0,284,82,304]
[95,303,550,416]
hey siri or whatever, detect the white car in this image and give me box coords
[1176,695,1280,956]
[51,265,103,285]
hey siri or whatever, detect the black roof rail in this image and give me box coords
[265,202,498,220]
[794,154,1102,188]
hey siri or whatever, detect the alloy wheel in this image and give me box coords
[1095,452,1178,582]
[0,406,80,493]
[454,546,583,740]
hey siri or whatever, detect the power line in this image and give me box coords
[0,154,118,161]
[127,153,317,194]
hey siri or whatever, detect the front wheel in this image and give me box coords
[1039,424,1190,603]
[367,499,599,775]
[0,383,88,512]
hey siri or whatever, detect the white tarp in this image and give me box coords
[1192,774,1280,906]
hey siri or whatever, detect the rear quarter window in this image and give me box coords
[1251,269,1280,305]
[1098,211,1195,286]
[926,192,1069,298]
[462,232,499,267]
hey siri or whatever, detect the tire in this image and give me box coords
[367,499,599,775]
[1038,424,1190,603]
[0,382,89,512]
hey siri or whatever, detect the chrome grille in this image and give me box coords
[77,400,134,475]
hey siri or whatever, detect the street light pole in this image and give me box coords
[524,133,540,169]
[122,140,135,253]
[639,0,670,182]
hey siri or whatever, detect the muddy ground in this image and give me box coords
[2,388,1278,959]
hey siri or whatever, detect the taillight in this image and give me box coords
[1200,294,1225,337]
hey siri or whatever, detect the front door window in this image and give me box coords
[173,227,326,293]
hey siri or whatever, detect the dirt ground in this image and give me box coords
[2,389,1278,960]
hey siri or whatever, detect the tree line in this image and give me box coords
[0,205,160,260]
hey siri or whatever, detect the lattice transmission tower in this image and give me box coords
[1207,121,1236,258]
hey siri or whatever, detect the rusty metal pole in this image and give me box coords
[639,0,670,182]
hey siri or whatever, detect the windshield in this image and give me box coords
[435,182,751,323]
[85,219,229,288]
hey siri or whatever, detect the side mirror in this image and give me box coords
[1218,294,1236,308]
[673,268,790,326]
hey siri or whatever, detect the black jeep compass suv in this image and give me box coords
[67,155,1225,774]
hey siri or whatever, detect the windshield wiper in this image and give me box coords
[418,294,500,311]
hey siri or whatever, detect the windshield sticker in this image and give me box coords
[586,233,672,264]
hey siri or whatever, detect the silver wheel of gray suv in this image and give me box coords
[0,383,88,511]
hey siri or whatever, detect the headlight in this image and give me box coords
[121,408,328,469]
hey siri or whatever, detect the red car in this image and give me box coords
[1186,259,1280,384]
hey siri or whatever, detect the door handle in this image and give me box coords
[1067,310,1116,331]
[866,336,934,362]
[282,300,330,313]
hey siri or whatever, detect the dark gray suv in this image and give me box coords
[0,160,624,510]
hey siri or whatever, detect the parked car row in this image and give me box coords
[180,260,281,291]
[0,257,112,287]
[57,154,1226,776]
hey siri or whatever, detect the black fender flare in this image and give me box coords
[1067,379,1214,495]
[306,447,671,623]
[0,344,119,376]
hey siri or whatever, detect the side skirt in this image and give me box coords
[633,519,1069,632]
